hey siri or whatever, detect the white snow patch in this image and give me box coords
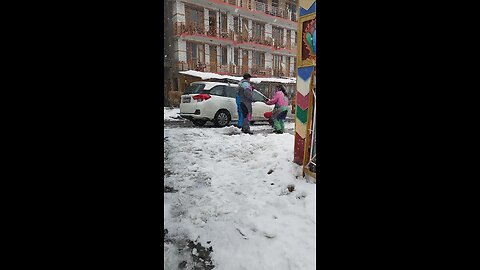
[164,107,182,121]
[179,70,296,84]
[164,120,316,270]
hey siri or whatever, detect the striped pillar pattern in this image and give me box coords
[299,0,317,17]
[294,66,314,165]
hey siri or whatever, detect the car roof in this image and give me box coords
[191,81,239,90]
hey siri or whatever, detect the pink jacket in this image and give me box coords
[266,90,289,107]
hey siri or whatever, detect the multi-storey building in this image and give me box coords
[172,0,298,84]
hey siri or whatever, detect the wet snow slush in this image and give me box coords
[164,112,316,270]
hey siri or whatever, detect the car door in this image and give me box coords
[209,85,237,120]
[224,86,239,121]
[251,90,274,120]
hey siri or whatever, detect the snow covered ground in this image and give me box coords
[164,111,316,270]
[164,107,295,123]
[164,107,182,121]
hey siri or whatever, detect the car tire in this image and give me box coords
[192,119,207,127]
[213,110,231,127]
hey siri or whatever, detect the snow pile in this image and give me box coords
[164,107,182,121]
[179,70,296,84]
[164,123,316,269]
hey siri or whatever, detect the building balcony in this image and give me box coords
[272,67,297,78]
[178,60,207,72]
[177,60,295,78]
[177,22,291,50]
[178,61,244,76]
[251,66,271,77]
[175,22,205,36]
[253,1,267,13]
[215,0,297,23]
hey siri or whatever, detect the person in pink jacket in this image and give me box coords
[265,85,289,134]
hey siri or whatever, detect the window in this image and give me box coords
[287,2,297,21]
[185,6,204,29]
[233,17,241,33]
[224,86,239,98]
[221,46,228,65]
[273,54,281,70]
[286,30,291,48]
[272,27,283,46]
[186,42,205,65]
[253,51,265,68]
[192,43,197,60]
[184,84,206,94]
[220,12,227,33]
[252,21,265,41]
[252,90,266,102]
[287,2,297,13]
[286,56,291,75]
[209,86,225,96]
[234,48,239,65]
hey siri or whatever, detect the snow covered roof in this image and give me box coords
[179,70,296,84]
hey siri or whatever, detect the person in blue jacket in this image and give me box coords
[235,89,244,128]
[238,73,255,134]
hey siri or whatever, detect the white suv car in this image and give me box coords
[179,81,274,127]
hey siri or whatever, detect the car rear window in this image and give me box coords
[184,84,206,94]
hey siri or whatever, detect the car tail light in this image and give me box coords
[192,93,211,102]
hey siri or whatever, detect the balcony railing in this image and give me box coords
[177,22,236,40]
[288,10,297,22]
[177,60,296,78]
[178,60,207,72]
[175,22,205,36]
[251,66,269,76]
[271,5,279,17]
[179,61,244,75]
[176,22,294,49]
[219,0,297,22]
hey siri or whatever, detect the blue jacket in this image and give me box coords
[237,79,254,114]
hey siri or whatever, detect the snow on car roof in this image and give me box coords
[191,81,239,90]
[180,70,296,84]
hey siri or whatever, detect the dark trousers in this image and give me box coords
[240,103,251,132]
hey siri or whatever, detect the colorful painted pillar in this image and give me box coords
[294,0,316,179]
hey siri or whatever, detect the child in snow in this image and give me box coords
[265,85,289,134]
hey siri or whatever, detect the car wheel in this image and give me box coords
[214,110,231,127]
[192,119,207,127]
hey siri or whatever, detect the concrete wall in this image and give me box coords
[239,48,243,67]
[227,45,232,65]
[248,19,253,38]
[290,56,295,75]
[291,30,296,48]
[248,50,252,70]
[174,1,185,24]
[227,13,234,33]
[204,8,209,33]
[265,52,273,69]
[177,39,187,62]
[205,43,210,66]
[265,23,272,40]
